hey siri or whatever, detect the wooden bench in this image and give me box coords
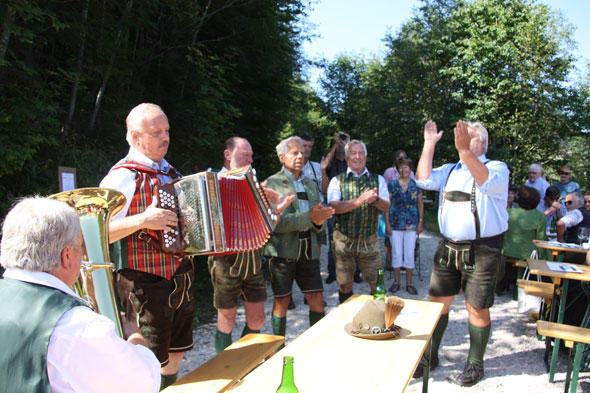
[163,333,284,393]
[537,321,590,393]
[517,279,555,301]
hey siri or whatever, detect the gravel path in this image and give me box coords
[180,231,590,392]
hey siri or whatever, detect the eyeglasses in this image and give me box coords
[558,171,572,175]
[565,200,574,205]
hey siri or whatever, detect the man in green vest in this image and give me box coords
[326,140,390,303]
[0,197,160,393]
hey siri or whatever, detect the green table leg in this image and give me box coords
[421,340,431,393]
[570,342,584,393]
[550,279,569,382]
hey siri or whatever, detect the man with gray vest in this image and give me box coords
[327,139,390,303]
[0,197,160,393]
[415,120,508,386]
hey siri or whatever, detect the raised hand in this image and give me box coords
[454,120,471,153]
[424,120,444,144]
[309,203,335,226]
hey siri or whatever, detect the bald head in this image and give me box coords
[125,103,170,162]
[223,137,253,170]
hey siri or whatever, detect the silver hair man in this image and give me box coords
[465,121,488,153]
[276,136,303,158]
[125,103,165,146]
[344,139,367,157]
[528,163,544,174]
[0,197,80,273]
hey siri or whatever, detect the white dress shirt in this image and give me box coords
[560,209,583,229]
[302,160,324,203]
[100,147,175,220]
[3,268,160,393]
[416,155,509,240]
[327,167,389,204]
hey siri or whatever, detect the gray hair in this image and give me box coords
[528,163,544,174]
[466,121,488,153]
[344,140,367,157]
[276,136,303,158]
[0,197,81,273]
[568,192,583,204]
[125,103,164,146]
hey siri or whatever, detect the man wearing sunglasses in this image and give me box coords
[557,192,590,243]
[553,165,581,198]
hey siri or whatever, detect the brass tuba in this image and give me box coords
[50,187,126,337]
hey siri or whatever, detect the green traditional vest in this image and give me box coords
[0,278,87,393]
[335,171,380,238]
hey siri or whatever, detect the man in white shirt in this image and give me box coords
[557,192,585,243]
[0,197,160,393]
[327,140,390,303]
[99,103,194,389]
[415,120,508,386]
[524,163,550,212]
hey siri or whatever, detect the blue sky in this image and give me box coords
[300,0,590,86]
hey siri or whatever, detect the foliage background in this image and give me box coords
[1,0,589,317]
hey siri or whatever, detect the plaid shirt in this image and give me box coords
[110,160,182,279]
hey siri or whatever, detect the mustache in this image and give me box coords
[159,141,169,148]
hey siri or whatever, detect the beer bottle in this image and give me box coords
[276,356,299,393]
[373,268,386,301]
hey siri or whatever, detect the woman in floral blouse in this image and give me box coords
[385,157,423,295]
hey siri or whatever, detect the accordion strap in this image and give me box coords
[109,160,182,179]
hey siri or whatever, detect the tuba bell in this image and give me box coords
[50,187,126,337]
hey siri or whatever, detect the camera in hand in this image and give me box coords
[339,132,347,140]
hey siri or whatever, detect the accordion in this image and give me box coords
[156,165,278,256]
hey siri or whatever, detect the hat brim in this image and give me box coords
[344,322,401,340]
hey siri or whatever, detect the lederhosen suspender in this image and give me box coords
[442,161,490,240]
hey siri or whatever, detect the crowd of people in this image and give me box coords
[1,102,588,391]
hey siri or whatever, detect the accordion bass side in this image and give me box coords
[156,165,278,256]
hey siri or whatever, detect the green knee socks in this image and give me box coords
[215,329,233,354]
[430,313,449,359]
[339,290,353,304]
[271,314,287,336]
[468,322,491,367]
[160,373,178,391]
[241,324,260,337]
[309,310,325,326]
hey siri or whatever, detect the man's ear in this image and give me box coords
[60,245,73,270]
[223,149,231,163]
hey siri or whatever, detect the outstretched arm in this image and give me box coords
[416,120,444,180]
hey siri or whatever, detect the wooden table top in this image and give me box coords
[226,295,444,393]
[164,334,284,393]
[533,240,588,254]
[527,259,590,282]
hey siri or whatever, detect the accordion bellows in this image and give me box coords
[157,165,278,256]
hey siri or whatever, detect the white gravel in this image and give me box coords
[179,231,590,392]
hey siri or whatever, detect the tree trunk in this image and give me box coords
[0,4,15,59]
[63,0,90,136]
[89,0,133,130]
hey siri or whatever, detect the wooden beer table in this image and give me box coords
[533,240,587,260]
[526,259,590,382]
[226,295,443,393]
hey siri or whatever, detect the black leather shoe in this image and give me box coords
[325,275,336,284]
[406,285,418,295]
[413,356,439,378]
[388,283,400,293]
[450,362,484,387]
